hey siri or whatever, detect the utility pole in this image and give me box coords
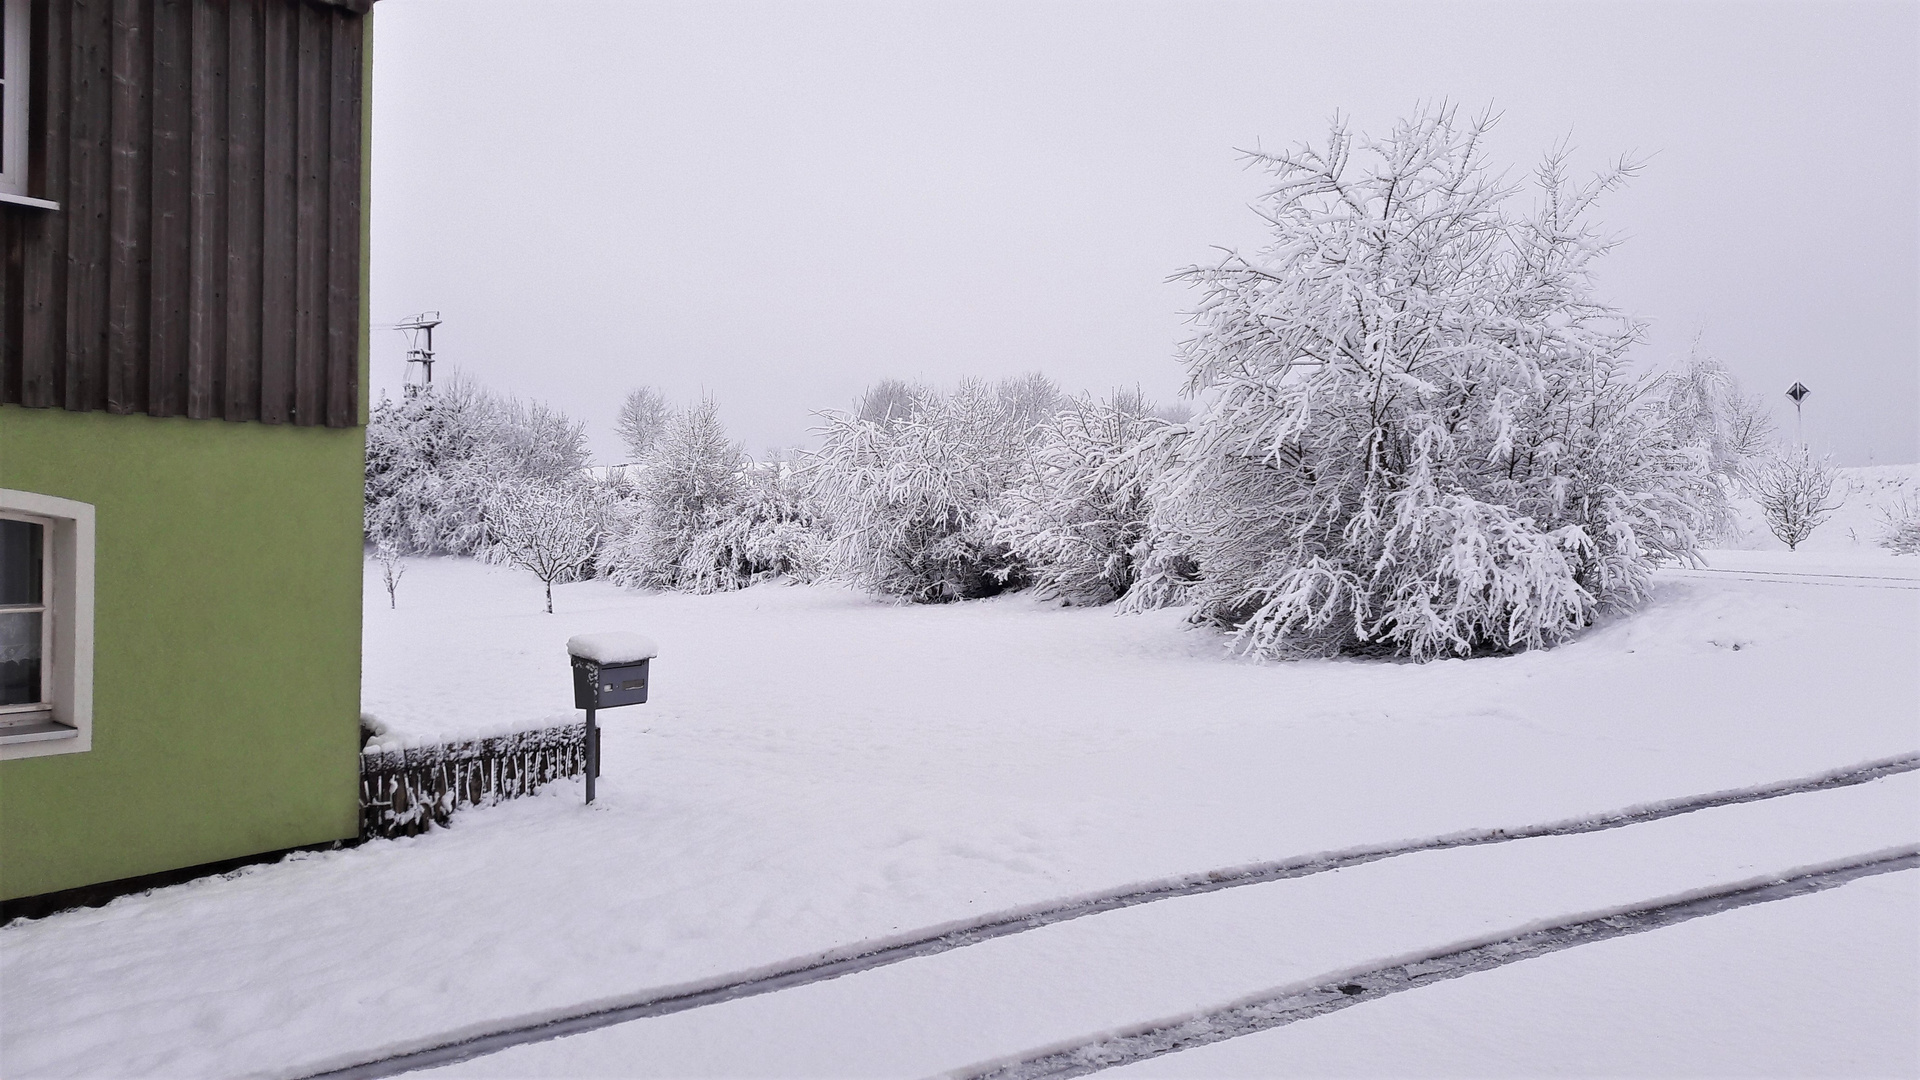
[396,311,443,395]
[1786,381,1810,449]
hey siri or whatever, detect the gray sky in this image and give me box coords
[368,0,1917,466]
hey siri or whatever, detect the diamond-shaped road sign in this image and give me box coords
[1786,382,1810,404]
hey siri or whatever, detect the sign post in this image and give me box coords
[566,632,659,805]
[584,704,598,804]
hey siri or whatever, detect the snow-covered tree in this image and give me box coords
[855,378,925,425]
[1753,448,1840,551]
[482,480,610,613]
[491,396,592,483]
[364,378,497,554]
[1141,107,1712,661]
[810,375,1059,602]
[615,386,670,462]
[606,396,748,589]
[1658,346,1775,540]
[1000,388,1172,605]
[996,371,1065,433]
[1660,349,1774,478]
[364,376,590,555]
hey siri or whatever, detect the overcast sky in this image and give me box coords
[367,0,1916,466]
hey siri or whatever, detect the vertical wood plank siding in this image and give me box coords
[1,0,365,427]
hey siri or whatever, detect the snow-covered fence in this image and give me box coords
[359,723,586,839]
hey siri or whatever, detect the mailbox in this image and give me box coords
[565,631,659,805]
[573,656,649,709]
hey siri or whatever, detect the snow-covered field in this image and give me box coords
[2,523,1916,1078]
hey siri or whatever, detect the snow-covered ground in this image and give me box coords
[2,522,1916,1078]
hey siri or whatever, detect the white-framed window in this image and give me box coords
[1,512,52,718]
[0,490,94,760]
[0,0,28,198]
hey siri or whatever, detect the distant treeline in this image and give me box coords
[366,107,1896,659]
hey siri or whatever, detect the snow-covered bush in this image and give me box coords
[1753,448,1841,551]
[481,480,611,613]
[999,388,1172,605]
[1140,107,1712,661]
[676,461,830,591]
[364,377,590,555]
[811,375,1059,602]
[1879,494,1920,555]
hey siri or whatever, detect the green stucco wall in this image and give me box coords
[0,406,365,900]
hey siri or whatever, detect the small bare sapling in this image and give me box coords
[376,538,406,608]
[1754,449,1842,551]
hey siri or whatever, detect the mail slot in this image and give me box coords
[572,656,649,709]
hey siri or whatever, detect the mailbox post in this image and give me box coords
[566,632,659,804]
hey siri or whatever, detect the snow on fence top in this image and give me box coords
[567,631,660,664]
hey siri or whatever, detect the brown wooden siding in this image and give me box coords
[0,0,365,427]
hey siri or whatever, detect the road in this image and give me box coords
[347,764,1919,1078]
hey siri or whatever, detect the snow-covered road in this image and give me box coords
[400,770,1920,1078]
[300,753,1920,1078]
[2,549,1915,1079]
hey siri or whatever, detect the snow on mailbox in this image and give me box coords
[569,631,657,709]
[566,632,659,804]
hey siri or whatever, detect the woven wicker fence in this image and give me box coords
[360,722,587,839]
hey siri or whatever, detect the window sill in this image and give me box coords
[0,717,79,744]
[0,191,59,210]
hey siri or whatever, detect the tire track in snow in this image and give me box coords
[1663,567,1920,589]
[290,752,1920,1080]
[947,847,1920,1080]
[1687,566,1920,583]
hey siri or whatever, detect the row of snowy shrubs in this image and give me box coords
[365,108,1914,660]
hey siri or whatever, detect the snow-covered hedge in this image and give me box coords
[359,723,587,838]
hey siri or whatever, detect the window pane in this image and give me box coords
[0,609,42,705]
[0,518,42,605]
